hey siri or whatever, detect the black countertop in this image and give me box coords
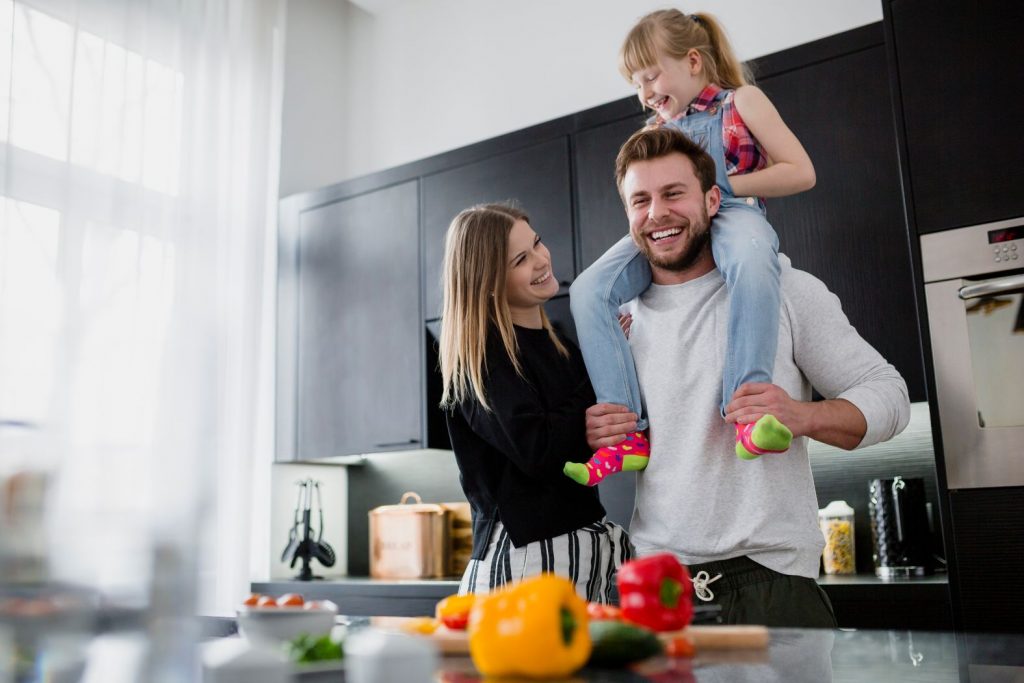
[316,619,1021,683]
[430,628,1023,682]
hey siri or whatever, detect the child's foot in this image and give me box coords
[735,414,792,460]
[564,432,650,486]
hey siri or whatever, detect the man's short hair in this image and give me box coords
[615,126,717,197]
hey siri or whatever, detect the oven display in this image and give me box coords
[988,226,1024,243]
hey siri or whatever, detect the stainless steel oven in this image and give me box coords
[921,217,1024,489]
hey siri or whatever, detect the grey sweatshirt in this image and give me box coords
[626,256,910,578]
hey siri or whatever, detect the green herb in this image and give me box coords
[286,632,344,663]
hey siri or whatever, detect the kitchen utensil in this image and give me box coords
[280,481,307,563]
[282,478,335,580]
[369,492,448,579]
[312,482,335,568]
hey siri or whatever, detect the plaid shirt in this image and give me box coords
[660,84,767,177]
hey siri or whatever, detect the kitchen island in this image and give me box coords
[320,620,1024,682]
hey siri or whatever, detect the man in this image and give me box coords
[587,126,910,627]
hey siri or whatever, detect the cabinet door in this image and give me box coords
[422,138,574,320]
[759,45,926,401]
[292,181,422,459]
[574,116,644,270]
[890,0,1024,233]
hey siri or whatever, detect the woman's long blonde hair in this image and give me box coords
[619,9,752,90]
[439,203,567,411]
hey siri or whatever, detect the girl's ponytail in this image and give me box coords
[619,9,752,90]
[690,12,752,89]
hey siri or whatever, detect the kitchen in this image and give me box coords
[1,0,1022,680]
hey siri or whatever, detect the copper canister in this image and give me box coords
[369,492,449,579]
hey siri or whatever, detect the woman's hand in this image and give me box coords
[585,403,637,450]
[619,312,632,339]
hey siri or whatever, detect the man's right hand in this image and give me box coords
[585,403,637,450]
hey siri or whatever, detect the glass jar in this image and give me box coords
[819,500,856,575]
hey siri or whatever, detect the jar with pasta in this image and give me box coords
[818,500,856,575]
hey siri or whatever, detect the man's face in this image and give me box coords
[621,152,720,278]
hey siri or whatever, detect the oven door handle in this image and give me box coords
[958,273,1024,300]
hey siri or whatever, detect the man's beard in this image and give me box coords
[636,207,712,271]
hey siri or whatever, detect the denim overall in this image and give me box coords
[569,89,782,423]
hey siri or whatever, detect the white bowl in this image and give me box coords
[236,604,338,644]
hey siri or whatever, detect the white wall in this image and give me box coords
[279,0,355,197]
[279,0,883,194]
[268,463,349,579]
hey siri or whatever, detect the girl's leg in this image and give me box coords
[566,235,652,485]
[570,235,650,420]
[710,203,792,458]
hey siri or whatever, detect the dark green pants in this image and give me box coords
[687,556,837,629]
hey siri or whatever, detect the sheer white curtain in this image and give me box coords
[0,0,282,613]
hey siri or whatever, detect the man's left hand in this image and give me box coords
[724,383,810,437]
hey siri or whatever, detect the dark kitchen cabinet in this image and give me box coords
[574,116,645,270]
[422,138,575,320]
[277,181,422,460]
[888,0,1024,234]
[757,39,925,402]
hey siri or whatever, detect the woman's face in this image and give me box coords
[504,219,558,319]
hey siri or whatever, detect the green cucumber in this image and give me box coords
[586,620,663,668]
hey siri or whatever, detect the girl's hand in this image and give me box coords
[618,313,633,339]
[585,403,637,450]
[728,85,816,198]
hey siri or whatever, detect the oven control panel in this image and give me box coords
[922,217,1024,283]
[991,225,1022,263]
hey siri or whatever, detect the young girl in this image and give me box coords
[564,9,816,486]
[439,202,632,600]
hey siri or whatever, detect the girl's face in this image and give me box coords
[504,219,558,322]
[631,50,707,121]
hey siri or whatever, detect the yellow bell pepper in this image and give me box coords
[468,574,591,679]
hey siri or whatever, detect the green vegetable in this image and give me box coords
[586,620,663,668]
[286,632,344,664]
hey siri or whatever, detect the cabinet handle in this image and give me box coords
[374,438,421,448]
[958,273,1024,300]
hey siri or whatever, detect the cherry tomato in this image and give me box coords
[665,636,696,658]
[255,595,277,608]
[276,593,305,607]
[586,602,622,621]
[242,593,261,607]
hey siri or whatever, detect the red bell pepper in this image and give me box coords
[616,553,693,632]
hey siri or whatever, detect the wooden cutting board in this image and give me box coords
[374,618,769,656]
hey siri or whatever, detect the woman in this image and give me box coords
[439,202,632,602]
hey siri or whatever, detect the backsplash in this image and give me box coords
[345,449,465,576]
[808,401,942,575]
[269,462,349,579]
[340,403,939,577]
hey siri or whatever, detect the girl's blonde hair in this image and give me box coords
[439,203,567,411]
[619,9,752,91]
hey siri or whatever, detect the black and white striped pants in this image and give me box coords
[457,520,634,604]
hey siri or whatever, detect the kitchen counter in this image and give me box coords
[254,574,951,628]
[252,577,461,617]
[319,618,1021,682]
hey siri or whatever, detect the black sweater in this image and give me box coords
[446,324,606,558]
